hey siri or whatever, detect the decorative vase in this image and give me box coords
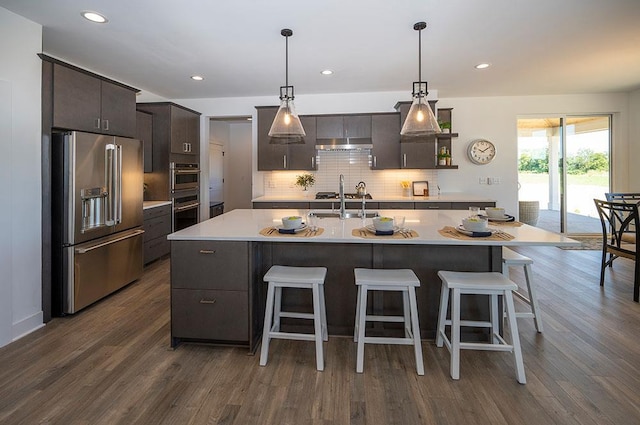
[438,159,447,166]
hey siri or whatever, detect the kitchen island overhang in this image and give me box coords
[168,209,578,351]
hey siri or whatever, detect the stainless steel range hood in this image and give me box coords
[315,137,373,150]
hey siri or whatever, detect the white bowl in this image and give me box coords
[485,207,506,219]
[462,216,488,232]
[281,216,303,229]
[372,216,395,231]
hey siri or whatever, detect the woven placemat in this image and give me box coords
[259,226,324,237]
[439,226,514,241]
[352,228,419,239]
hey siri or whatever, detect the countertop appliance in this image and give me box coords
[52,131,144,314]
[315,191,372,200]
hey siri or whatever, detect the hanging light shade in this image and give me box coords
[400,21,441,138]
[269,28,305,144]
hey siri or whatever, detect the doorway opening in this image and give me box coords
[517,115,611,235]
[208,116,253,213]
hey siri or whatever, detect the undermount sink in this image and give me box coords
[309,210,379,219]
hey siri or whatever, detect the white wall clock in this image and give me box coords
[467,139,496,165]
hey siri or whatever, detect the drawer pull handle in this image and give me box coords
[199,250,216,254]
[199,298,217,304]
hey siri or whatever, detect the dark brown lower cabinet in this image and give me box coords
[170,240,263,351]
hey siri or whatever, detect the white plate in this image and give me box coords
[276,223,308,233]
[487,214,515,222]
[455,225,494,237]
[365,224,399,234]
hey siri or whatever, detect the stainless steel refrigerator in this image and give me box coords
[52,131,144,314]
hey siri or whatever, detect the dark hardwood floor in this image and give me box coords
[1,247,639,424]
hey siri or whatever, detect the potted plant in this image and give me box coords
[437,151,451,166]
[295,173,315,192]
[438,121,452,133]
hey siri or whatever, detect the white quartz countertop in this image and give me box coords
[168,208,578,247]
[251,193,494,203]
[143,200,172,209]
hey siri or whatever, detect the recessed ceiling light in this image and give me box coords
[321,69,333,75]
[191,75,204,81]
[81,11,108,23]
[475,63,491,69]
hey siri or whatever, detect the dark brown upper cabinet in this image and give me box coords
[51,62,137,138]
[316,114,372,140]
[371,113,401,169]
[256,106,317,171]
[136,110,153,173]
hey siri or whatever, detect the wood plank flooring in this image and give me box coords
[1,247,639,424]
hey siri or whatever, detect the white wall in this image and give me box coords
[0,8,44,347]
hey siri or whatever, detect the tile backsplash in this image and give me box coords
[262,151,438,197]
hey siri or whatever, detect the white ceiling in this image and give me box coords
[2,0,640,100]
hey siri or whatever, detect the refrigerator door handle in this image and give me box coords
[114,144,122,224]
[105,143,123,225]
[105,143,115,225]
[75,229,145,254]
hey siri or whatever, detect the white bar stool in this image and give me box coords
[502,247,543,332]
[260,265,328,371]
[354,268,424,375]
[436,271,526,384]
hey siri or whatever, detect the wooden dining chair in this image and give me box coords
[605,192,640,203]
[593,199,640,302]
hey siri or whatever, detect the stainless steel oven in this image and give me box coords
[170,162,200,192]
[172,190,200,232]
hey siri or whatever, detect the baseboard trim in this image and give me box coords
[13,311,45,342]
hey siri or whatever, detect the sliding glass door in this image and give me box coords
[517,115,610,235]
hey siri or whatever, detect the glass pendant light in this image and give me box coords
[400,21,441,138]
[269,28,306,144]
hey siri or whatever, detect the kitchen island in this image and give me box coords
[168,208,577,351]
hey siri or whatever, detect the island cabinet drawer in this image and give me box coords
[143,204,172,220]
[415,202,452,210]
[171,241,249,290]
[379,202,414,209]
[171,289,249,342]
[143,213,171,241]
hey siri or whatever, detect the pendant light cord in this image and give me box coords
[285,32,289,88]
[418,25,422,85]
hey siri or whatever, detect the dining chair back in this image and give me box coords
[593,199,639,302]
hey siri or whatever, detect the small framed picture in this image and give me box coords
[412,181,429,196]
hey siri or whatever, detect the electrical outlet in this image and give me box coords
[491,177,500,185]
[479,177,486,185]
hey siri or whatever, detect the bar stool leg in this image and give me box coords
[356,285,368,373]
[260,282,276,366]
[408,287,425,375]
[319,284,328,341]
[524,264,543,333]
[273,286,282,332]
[490,293,500,344]
[504,290,526,384]
[450,288,461,380]
[354,285,361,342]
[312,283,324,371]
[436,281,449,347]
[403,291,411,338]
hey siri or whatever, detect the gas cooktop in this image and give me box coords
[315,192,373,200]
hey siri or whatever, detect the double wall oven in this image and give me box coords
[170,162,200,231]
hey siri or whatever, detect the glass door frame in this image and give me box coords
[517,114,612,236]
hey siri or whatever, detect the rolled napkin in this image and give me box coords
[278,228,297,234]
[467,230,493,237]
